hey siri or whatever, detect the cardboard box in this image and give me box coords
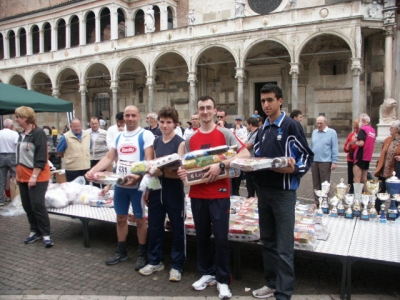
[51,170,66,183]
[184,167,230,186]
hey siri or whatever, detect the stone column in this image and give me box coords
[52,87,60,131]
[377,2,397,142]
[146,75,155,112]
[160,4,168,31]
[110,80,118,124]
[51,23,57,51]
[39,30,44,53]
[187,72,197,115]
[351,58,362,121]
[27,29,32,55]
[15,32,20,57]
[290,62,300,111]
[95,16,101,43]
[3,35,10,59]
[80,15,86,45]
[65,23,71,48]
[125,15,134,37]
[235,67,244,117]
[79,84,88,126]
[110,5,118,40]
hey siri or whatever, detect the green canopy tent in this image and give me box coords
[0,82,73,115]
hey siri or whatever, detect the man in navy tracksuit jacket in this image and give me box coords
[251,84,313,300]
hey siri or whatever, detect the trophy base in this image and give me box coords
[379,218,387,223]
[369,213,377,219]
[316,212,323,217]
[353,211,361,217]
[322,208,330,214]
[345,213,354,219]
[360,215,370,221]
[387,213,397,221]
[338,209,345,216]
[330,212,338,218]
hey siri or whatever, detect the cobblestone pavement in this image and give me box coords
[1,140,400,300]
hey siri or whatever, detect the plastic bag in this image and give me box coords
[138,174,162,192]
[45,189,69,208]
[0,195,25,217]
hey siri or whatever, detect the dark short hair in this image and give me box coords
[260,83,283,100]
[90,116,99,122]
[246,117,259,127]
[258,116,264,124]
[158,106,179,124]
[198,95,216,108]
[290,109,302,119]
[116,112,124,121]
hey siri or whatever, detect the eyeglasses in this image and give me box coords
[217,116,224,119]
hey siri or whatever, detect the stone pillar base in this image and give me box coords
[376,123,391,143]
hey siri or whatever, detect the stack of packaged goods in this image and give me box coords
[184,195,260,241]
[182,146,238,185]
[294,202,329,251]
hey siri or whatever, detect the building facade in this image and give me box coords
[0,0,398,138]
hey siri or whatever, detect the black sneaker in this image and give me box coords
[134,255,147,271]
[24,233,42,244]
[105,252,128,265]
[43,238,54,248]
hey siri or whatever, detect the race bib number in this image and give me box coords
[117,160,132,177]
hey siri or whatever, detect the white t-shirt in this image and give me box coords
[111,127,155,179]
[0,128,19,153]
[106,124,120,149]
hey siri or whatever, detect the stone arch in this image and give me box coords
[56,18,66,50]
[99,7,111,41]
[17,27,27,56]
[242,38,292,68]
[31,71,53,93]
[69,15,80,47]
[167,6,175,29]
[0,33,3,59]
[8,74,27,88]
[85,10,96,44]
[114,56,147,79]
[134,9,145,35]
[194,44,238,71]
[117,8,127,38]
[7,29,16,58]
[296,31,354,62]
[42,22,51,52]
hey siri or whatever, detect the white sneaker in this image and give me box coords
[169,268,181,282]
[192,275,217,290]
[138,262,164,276]
[252,285,276,298]
[217,282,232,299]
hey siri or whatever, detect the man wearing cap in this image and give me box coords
[233,115,247,142]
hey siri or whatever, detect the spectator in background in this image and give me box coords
[257,115,264,128]
[14,106,53,247]
[107,112,124,149]
[216,110,233,129]
[184,114,200,140]
[233,116,247,142]
[99,116,107,129]
[252,110,260,118]
[145,112,162,138]
[353,113,376,185]
[343,119,359,193]
[310,116,338,205]
[63,125,69,134]
[51,126,58,147]
[87,117,108,187]
[374,120,400,211]
[0,119,19,206]
[56,119,91,182]
[176,121,185,136]
[244,117,259,198]
[290,110,303,123]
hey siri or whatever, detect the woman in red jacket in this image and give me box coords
[343,119,359,193]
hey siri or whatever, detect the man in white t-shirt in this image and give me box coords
[106,112,125,149]
[86,106,155,270]
[0,119,19,205]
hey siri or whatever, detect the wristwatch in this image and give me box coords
[219,162,226,170]
[32,175,37,178]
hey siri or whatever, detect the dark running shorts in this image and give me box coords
[355,160,369,170]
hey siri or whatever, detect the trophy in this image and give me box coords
[335,178,350,216]
[330,195,339,218]
[385,173,400,221]
[344,194,355,219]
[377,192,390,223]
[314,190,326,217]
[365,180,381,219]
[360,194,370,221]
[321,181,331,214]
[394,194,400,219]
[353,183,364,218]
[379,204,387,223]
